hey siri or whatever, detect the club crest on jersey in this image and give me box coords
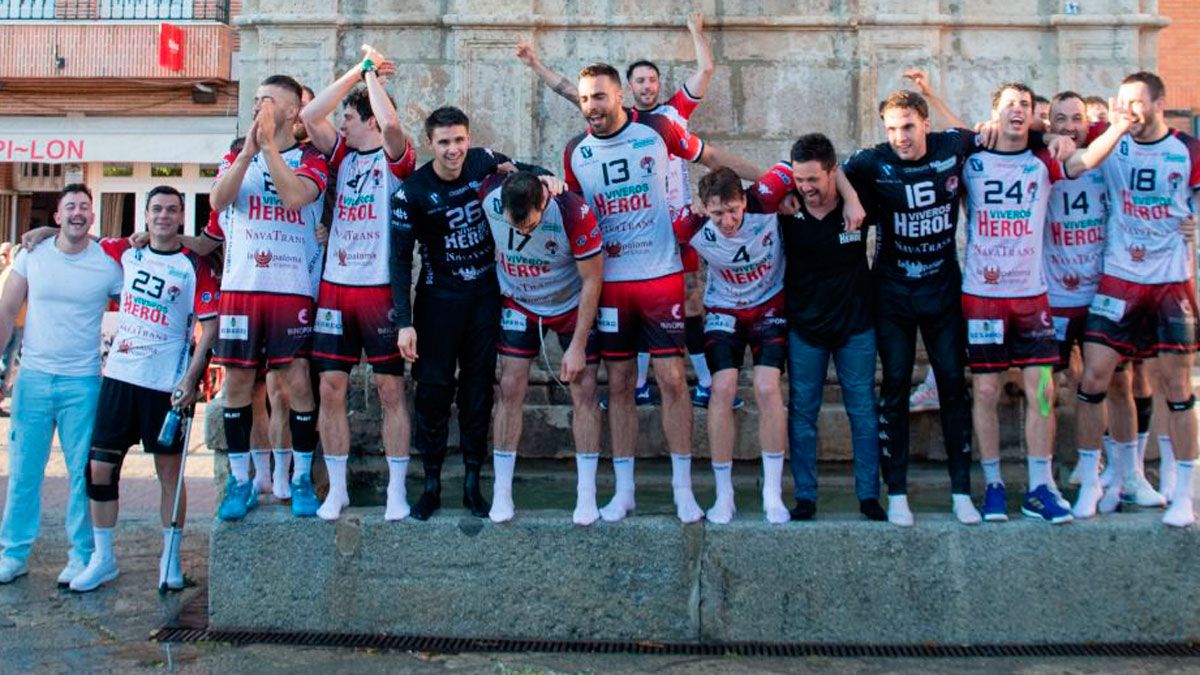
[604,242,623,257]
[982,265,1001,284]
[581,146,593,159]
[640,156,655,176]
[762,231,774,247]
[880,164,895,177]
[944,175,959,193]
[1061,273,1081,290]
[116,339,132,354]
[429,193,439,205]
[1169,172,1183,191]
[167,285,181,302]
[969,158,983,172]
[703,228,717,242]
[1129,244,1147,262]
[254,250,273,268]
[1027,182,1039,202]
[491,197,504,216]
[133,249,144,261]
[545,240,559,255]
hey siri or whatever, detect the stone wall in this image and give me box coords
[233,1,1164,170]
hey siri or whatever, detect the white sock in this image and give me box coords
[706,461,735,524]
[385,456,410,521]
[489,450,517,523]
[670,454,704,523]
[1119,440,1138,486]
[228,452,250,484]
[761,452,789,524]
[292,450,313,482]
[1100,435,1117,486]
[251,450,271,487]
[600,457,636,522]
[317,455,348,521]
[272,449,292,499]
[1076,449,1101,487]
[952,493,981,525]
[1164,460,1197,527]
[1027,456,1051,490]
[1072,449,1104,518]
[93,527,114,562]
[690,354,712,389]
[636,353,650,388]
[1159,435,1177,495]
[1136,432,1150,477]
[981,458,1002,485]
[1172,460,1195,504]
[671,453,695,491]
[573,453,600,526]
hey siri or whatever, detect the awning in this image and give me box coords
[0,116,239,163]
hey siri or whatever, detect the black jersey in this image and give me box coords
[842,127,982,284]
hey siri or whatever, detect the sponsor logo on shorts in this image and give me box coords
[314,308,343,335]
[597,307,619,333]
[1089,294,1126,322]
[219,314,249,341]
[1052,315,1070,342]
[500,308,527,333]
[967,319,1005,345]
[670,303,682,320]
[704,313,736,333]
[298,308,310,325]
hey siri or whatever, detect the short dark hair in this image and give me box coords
[229,135,246,153]
[1052,90,1085,107]
[57,183,92,209]
[146,185,184,210]
[580,62,622,86]
[260,74,303,102]
[424,106,470,139]
[1122,71,1166,101]
[344,88,393,125]
[300,84,315,101]
[790,133,838,171]
[697,167,745,205]
[991,82,1035,109]
[1083,95,1107,107]
[1033,95,1050,106]
[879,90,929,120]
[500,172,546,226]
[625,60,660,81]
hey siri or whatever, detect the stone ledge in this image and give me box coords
[209,507,1200,644]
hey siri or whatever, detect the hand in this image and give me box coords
[777,192,801,217]
[21,226,57,251]
[374,60,397,83]
[1180,215,1197,244]
[255,101,277,150]
[687,11,704,36]
[496,161,518,174]
[171,378,198,410]
[842,197,866,232]
[515,39,539,67]
[361,43,387,68]
[315,223,329,245]
[1047,134,1077,162]
[902,68,933,96]
[559,343,586,383]
[538,175,566,196]
[687,201,707,219]
[241,118,261,158]
[975,120,1000,149]
[397,327,418,361]
[129,231,151,248]
[1107,96,1135,134]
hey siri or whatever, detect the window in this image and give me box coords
[199,164,220,178]
[102,164,134,178]
[99,0,193,20]
[193,192,212,235]
[151,163,183,177]
[100,192,136,238]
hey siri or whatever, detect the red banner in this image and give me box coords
[159,23,184,71]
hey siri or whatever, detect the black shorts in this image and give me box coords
[91,377,185,455]
[1083,274,1199,358]
[312,281,405,376]
[497,298,599,363]
[703,293,788,372]
[1051,305,1089,372]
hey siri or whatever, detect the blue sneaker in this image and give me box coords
[634,383,656,406]
[291,474,320,517]
[691,385,744,410]
[982,482,1009,522]
[217,476,257,521]
[1021,484,1075,524]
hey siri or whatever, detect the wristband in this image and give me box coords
[360,58,376,79]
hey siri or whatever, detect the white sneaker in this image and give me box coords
[908,381,940,412]
[1122,475,1167,508]
[69,555,119,593]
[888,495,915,527]
[56,557,88,587]
[1163,498,1196,528]
[0,557,28,584]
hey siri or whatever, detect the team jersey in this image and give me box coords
[204,144,328,297]
[649,86,702,216]
[1097,129,1200,284]
[673,163,792,310]
[842,127,982,283]
[962,148,1064,298]
[479,174,602,317]
[99,238,219,392]
[1044,168,1109,307]
[389,146,511,328]
[322,135,416,287]
[564,108,705,283]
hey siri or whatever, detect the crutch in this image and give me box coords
[159,401,196,594]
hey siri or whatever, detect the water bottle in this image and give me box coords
[158,405,182,447]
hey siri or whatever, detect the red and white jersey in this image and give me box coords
[1044,168,1109,307]
[963,148,1064,298]
[673,164,792,310]
[480,174,602,317]
[564,108,704,282]
[323,135,415,287]
[1098,129,1200,284]
[204,144,328,297]
[100,238,219,392]
[649,86,701,217]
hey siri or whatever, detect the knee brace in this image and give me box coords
[222,404,254,453]
[1167,395,1196,412]
[288,409,318,453]
[1076,386,1107,405]
[85,449,125,502]
[684,315,705,355]
[1135,395,1154,432]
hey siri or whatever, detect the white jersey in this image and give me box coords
[1098,129,1200,284]
[480,175,603,317]
[963,148,1064,298]
[679,212,784,310]
[205,143,328,297]
[1045,168,1109,307]
[323,135,414,287]
[100,239,219,392]
[564,108,704,282]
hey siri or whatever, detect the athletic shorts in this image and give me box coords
[1083,274,1199,357]
[962,292,1059,373]
[597,272,686,360]
[498,298,599,363]
[703,292,788,372]
[311,281,404,376]
[1050,305,1089,371]
[91,377,184,455]
[213,291,313,369]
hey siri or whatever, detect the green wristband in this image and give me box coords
[361,58,376,79]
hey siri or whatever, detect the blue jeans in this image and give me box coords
[788,328,881,501]
[0,368,101,565]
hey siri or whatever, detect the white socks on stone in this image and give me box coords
[1163,460,1196,527]
[251,450,272,493]
[292,450,313,482]
[981,458,1002,486]
[1027,456,1051,490]
[317,455,349,521]
[573,453,600,526]
[670,454,704,523]
[272,449,292,500]
[691,354,712,389]
[385,456,410,521]
[1159,435,1177,498]
[93,527,115,563]
[489,450,517,523]
[1072,449,1103,519]
[600,457,636,522]
[888,495,914,527]
[1100,436,1117,488]
[160,527,183,588]
[228,452,250,484]
[952,493,981,525]
[635,353,650,389]
[761,452,789,524]
[706,461,736,524]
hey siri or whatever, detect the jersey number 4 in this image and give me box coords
[983,180,1024,205]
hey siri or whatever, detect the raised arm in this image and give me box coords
[361,47,410,161]
[516,38,580,107]
[698,144,765,182]
[904,68,969,130]
[210,128,257,212]
[684,12,715,99]
[257,100,322,210]
[1063,99,1134,178]
[301,48,380,156]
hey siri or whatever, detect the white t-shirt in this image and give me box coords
[12,239,123,376]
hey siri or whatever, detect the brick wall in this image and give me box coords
[1159,0,1200,111]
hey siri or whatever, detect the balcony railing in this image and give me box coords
[0,0,230,23]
